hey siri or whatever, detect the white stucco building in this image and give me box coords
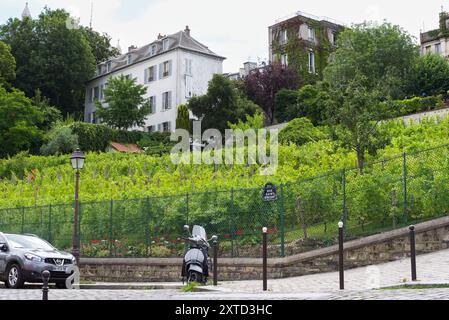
[420,11,449,59]
[85,27,225,132]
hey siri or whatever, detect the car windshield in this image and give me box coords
[192,225,206,240]
[5,234,55,251]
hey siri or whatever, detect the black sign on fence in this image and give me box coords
[262,183,277,202]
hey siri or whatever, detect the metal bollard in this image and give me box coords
[338,222,344,290]
[409,225,417,281]
[262,227,268,291]
[42,270,50,301]
[212,235,218,286]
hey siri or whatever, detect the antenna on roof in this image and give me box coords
[90,1,94,29]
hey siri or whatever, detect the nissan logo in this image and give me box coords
[54,259,64,266]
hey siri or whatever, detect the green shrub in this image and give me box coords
[40,126,79,156]
[279,118,328,146]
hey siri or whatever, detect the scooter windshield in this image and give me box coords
[192,225,207,240]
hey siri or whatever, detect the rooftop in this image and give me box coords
[90,27,225,81]
[272,10,346,27]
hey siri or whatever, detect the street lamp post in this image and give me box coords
[70,149,85,265]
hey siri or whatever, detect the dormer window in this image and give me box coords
[107,61,112,73]
[162,39,170,51]
[308,27,315,42]
[97,65,102,75]
[127,54,132,65]
[150,44,157,56]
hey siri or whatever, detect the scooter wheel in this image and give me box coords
[187,271,203,284]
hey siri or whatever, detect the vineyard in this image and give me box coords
[1,117,449,257]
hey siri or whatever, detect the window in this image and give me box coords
[425,45,431,54]
[97,65,102,75]
[308,27,315,42]
[149,44,157,56]
[107,61,112,73]
[160,121,171,132]
[159,60,172,78]
[280,29,288,45]
[435,43,441,53]
[308,51,315,74]
[185,75,193,98]
[145,66,157,83]
[330,32,337,46]
[162,91,172,110]
[93,86,100,101]
[149,96,156,113]
[163,39,170,51]
[88,88,93,103]
[99,84,105,101]
[185,59,192,75]
[147,125,155,133]
[281,53,288,66]
[127,54,132,65]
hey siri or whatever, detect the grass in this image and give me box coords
[382,284,449,290]
[181,281,201,292]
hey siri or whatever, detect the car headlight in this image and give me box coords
[24,253,43,262]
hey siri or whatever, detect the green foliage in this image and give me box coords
[0,87,44,158]
[31,89,63,131]
[40,126,79,156]
[96,75,152,130]
[388,95,444,117]
[0,8,96,116]
[80,26,120,64]
[324,22,418,99]
[182,282,201,292]
[405,53,449,97]
[188,74,260,133]
[176,104,191,133]
[279,118,328,146]
[0,40,15,88]
[227,110,265,130]
[137,132,176,156]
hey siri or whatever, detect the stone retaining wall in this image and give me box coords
[80,216,449,282]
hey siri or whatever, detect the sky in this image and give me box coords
[0,0,446,72]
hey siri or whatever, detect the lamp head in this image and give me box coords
[338,221,344,229]
[70,149,85,170]
[262,227,268,234]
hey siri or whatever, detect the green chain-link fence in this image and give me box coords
[1,144,449,258]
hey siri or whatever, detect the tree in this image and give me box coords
[188,74,260,133]
[227,110,265,131]
[244,62,301,125]
[176,104,192,133]
[80,27,120,64]
[40,126,79,156]
[325,75,388,172]
[0,87,44,158]
[0,8,96,116]
[95,75,152,130]
[275,82,332,125]
[405,53,449,97]
[279,117,328,147]
[324,22,418,100]
[0,40,15,88]
[31,89,62,131]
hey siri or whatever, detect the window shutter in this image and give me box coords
[168,60,173,76]
[189,60,192,74]
[168,122,171,132]
[159,63,163,79]
[158,123,162,132]
[144,68,148,83]
[168,91,172,109]
[162,92,166,110]
[153,96,156,113]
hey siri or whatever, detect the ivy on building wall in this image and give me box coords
[272,20,336,85]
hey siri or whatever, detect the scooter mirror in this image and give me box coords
[211,235,218,243]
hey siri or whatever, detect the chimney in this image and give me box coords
[158,33,164,40]
[185,26,191,37]
[128,45,136,52]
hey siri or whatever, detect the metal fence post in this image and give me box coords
[48,204,52,243]
[186,193,189,225]
[342,169,348,236]
[230,188,235,258]
[212,236,218,286]
[21,206,25,234]
[279,184,285,258]
[403,152,408,224]
[145,197,150,257]
[109,199,113,257]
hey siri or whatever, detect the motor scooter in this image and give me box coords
[181,225,217,284]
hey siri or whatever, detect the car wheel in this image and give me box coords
[5,264,24,289]
[55,281,68,289]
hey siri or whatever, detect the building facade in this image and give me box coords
[224,61,259,80]
[420,12,449,59]
[85,27,225,132]
[268,11,344,83]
